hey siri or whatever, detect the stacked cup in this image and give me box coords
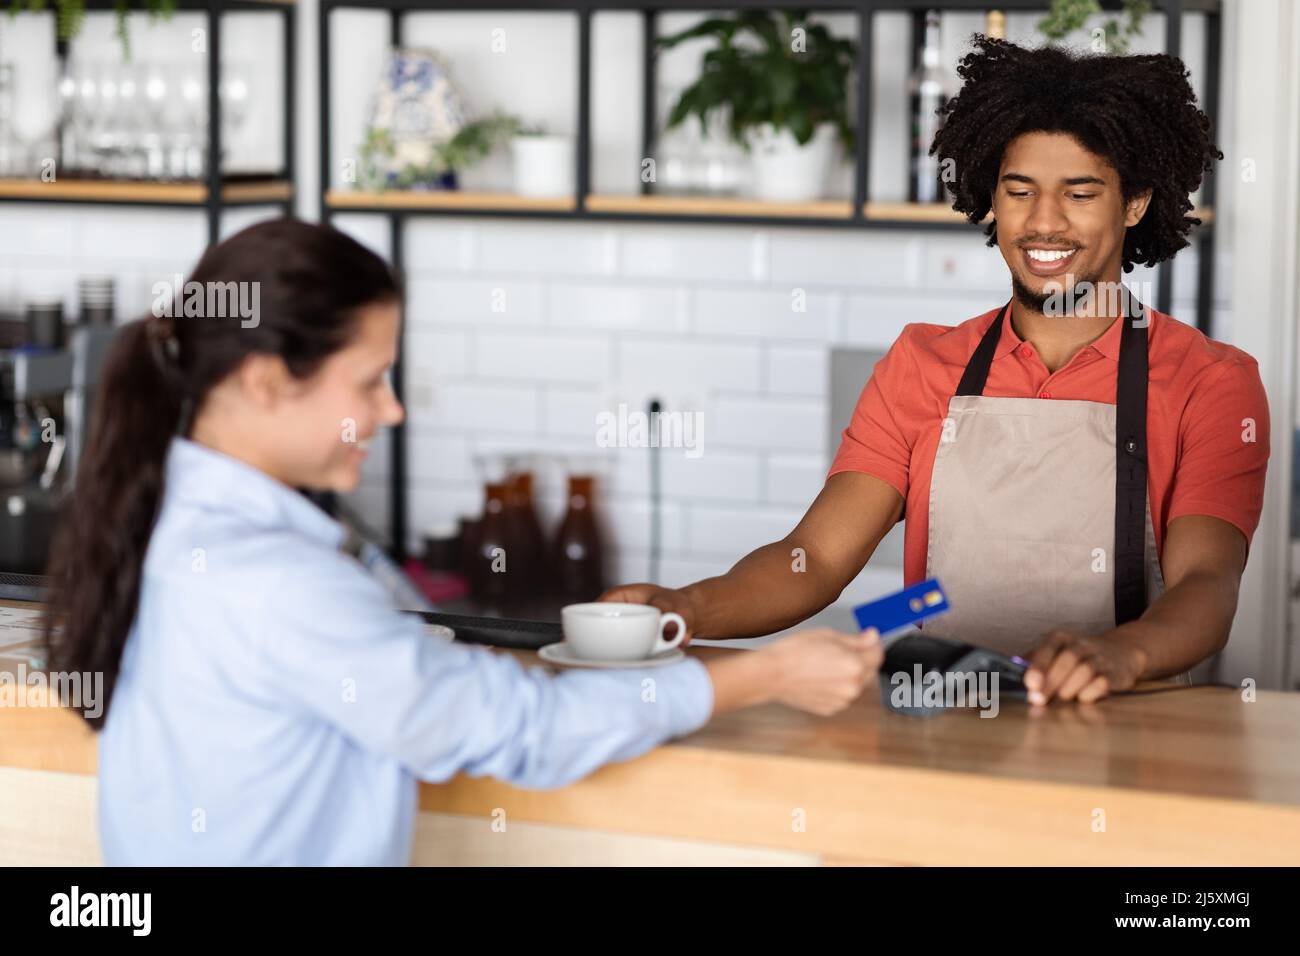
[77,276,115,326]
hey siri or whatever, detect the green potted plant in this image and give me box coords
[657,9,856,202]
[1037,0,1151,54]
[357,111,523,192]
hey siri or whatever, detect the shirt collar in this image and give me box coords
[164,437,346,549]
[993,297,1134,363]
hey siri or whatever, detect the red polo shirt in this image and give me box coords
[829,303,1271,586]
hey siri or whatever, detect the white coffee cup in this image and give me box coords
[560,603,687,661]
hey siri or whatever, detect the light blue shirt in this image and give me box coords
[99,437,714,865]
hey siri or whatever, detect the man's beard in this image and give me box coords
[1012,269,1109,318]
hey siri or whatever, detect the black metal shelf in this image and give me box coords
[1,0,298,245]
[317,0,1224,564]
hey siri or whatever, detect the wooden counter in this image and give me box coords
[3,598,1298,865]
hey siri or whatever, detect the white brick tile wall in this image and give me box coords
[613,337,762,401]
[474,332,612,385]
[768,230,921,288]
[406,221,476,272]
[476,221,617,277]
[548,282,687,332]
[694,287,840,341]
[621,228,761,282]
[412,381,542,433]
[406,277,545,327]
[766,454,829,506]
[765,345,829,397]
[711,395,826,453]
[686,505,805,558]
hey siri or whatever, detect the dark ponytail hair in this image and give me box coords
[44,218,398,728]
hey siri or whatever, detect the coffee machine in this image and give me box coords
[0,322,116,573]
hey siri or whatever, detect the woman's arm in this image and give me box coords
[258,551,881,791]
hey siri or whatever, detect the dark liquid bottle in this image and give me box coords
[471,481,515,608]
[551,474,606,601]
[505,469,547,599]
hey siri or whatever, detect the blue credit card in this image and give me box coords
[853,578,950,637]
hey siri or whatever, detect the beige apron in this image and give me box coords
[921,295,1165,659]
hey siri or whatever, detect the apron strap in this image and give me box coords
[952,293,1150,626]
[1113,290,1150,625]
[954,302,1008,396]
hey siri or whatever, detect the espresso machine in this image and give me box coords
[0,320,116,574]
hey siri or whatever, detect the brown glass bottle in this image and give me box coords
[551,474,606,600]
[471,480,515,607]
[506,469,547,598]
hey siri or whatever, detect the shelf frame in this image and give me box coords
[0,0,298,244]
[317,0,1224,563]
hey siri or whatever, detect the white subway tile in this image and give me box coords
[477,221,616,276]
[405,329,471,388]
[407,433,476,484]
[408,483,484,545]
[685,504,804,557]
[694,287,838,341]
[604,498,687,553]
[548,281,686,331]
[475,332,612,384]
[409,381,541,433]
[711,396,826,452]
[614,338,761,399]
[841,291,975,347]
[406,276,544,326]
[609,445,761,503]
[766,454,828,505]
[406,221,477,272]
[765,345,829,396]
[543,387,606,438]
[620,226,757,281]
[769,230,919,288]
[914,236,1010,293]
[80,210,205,262]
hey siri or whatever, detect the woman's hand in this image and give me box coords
[765,628,883,715]
[597,583,699,644]
[704,627,882,717]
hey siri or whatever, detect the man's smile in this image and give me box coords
[1020,244,1081,277]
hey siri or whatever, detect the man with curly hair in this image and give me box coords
[602,37,1269,705]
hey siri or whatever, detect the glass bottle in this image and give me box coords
[551,474,606,600]
[908,10,948,204]
[506,467,547,598]
[471,480,514,607]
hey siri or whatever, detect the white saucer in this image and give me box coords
[538,642,685,669]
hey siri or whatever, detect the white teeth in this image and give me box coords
[1027,248,1076,262]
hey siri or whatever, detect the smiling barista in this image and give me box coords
[602,37,1270,705]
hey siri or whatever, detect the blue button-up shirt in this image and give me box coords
[99,437,713,865]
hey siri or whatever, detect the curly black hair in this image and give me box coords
[931,36,1221,272]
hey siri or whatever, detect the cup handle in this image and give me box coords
[654,612,688,654]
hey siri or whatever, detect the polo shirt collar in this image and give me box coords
[993,296,1133,363]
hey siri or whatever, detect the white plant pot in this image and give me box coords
[745,122,837,203]
[511,135,574,198]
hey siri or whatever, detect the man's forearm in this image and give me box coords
[1112,570,1240,678]
[682,538,844,641]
